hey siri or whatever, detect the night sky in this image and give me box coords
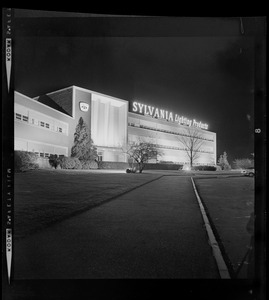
[14,11,256,164]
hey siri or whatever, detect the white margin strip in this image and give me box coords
[191,177,231,279]
[6,38,12,92]
[6,229,12,283]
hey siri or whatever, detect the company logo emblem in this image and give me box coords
[79,102,89,112]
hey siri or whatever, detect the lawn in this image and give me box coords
[14,169,162,239]
[194,176,255,278]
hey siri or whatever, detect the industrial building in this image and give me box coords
[14,86,216,166]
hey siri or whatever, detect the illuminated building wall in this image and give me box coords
[128,112,216,165]
[91,92,128,162]
[14,86,216,165]
[14,92,71,157]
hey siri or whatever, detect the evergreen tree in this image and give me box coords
[71,117,97,161]
[218,151,231,170]
[218,154,224,169]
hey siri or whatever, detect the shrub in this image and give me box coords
[98,161,130,170]
[81,160,98,169]
[74,158,82,169]
[49,155,61,169]
[96,160,105,169]
[126,168,137,173]
[215,165,222,171]
[192,165,216,171]
[59,157,82,169]
[222,164,231,170]
[15,151,39,172]
[218,152,231,170]
[144,163,182,170]
[233,158,254,169]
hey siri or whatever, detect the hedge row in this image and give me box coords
[51,158,129,170]
[192,165,217,171]
[15,151,217,172]
[15,151,39,172]
[49,156,98,170]
[143,163,183,170]
[98,161,130,170]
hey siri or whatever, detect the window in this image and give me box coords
[22,115,28,122]
[45,153,50,158]
[40,153,44,157]
[97,152,103,162]
[15,113,22,120]
[34,152,40,157]
[15,113,29,122]
[40,121,45,127]
[45,123,50,129]
[58,127,62,133]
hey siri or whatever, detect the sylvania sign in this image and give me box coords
[132,101,208,130]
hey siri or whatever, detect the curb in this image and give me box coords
[191,177,231,279]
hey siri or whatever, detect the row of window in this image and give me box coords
[15,113,64,134]
[128,123,214,142]
[35,152,50,158]
[158,161,214,166]
[156,144,213,154]
[34,151,103,161]
[34,152,65,158]
[128,140,213,154]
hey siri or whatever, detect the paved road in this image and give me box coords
[14,176,220,279]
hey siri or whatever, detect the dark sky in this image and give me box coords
[14,12,256,163]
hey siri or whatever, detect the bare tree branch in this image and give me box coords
[177,126,205,167]
[122,137,162,173]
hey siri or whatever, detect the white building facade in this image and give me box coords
[14,86,216,166]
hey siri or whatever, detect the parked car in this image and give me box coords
[241,167,255,177]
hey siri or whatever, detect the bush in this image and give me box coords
[158,161,174,164]
[222,164,231,170]
[233,158,254,169]
[144,163,182,170]
[126,168,137,173]
[192,165,216,171]
[15,151,39,172]
[215,165,222,171]
[81,160,98,169]
[59,157,82,169]
[49,155,61,169]
[98,161,130,170]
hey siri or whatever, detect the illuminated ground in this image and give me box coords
[14,169,254,279]
[194,176,254,278]
[14,169,162,239]
[14,174,220,279]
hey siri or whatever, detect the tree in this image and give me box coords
[49,154,61,169]
[122,138,162,173]
[218,151,231,170]
[233,158,254,169]
[177,127,205,168]
[71,117,98,161]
